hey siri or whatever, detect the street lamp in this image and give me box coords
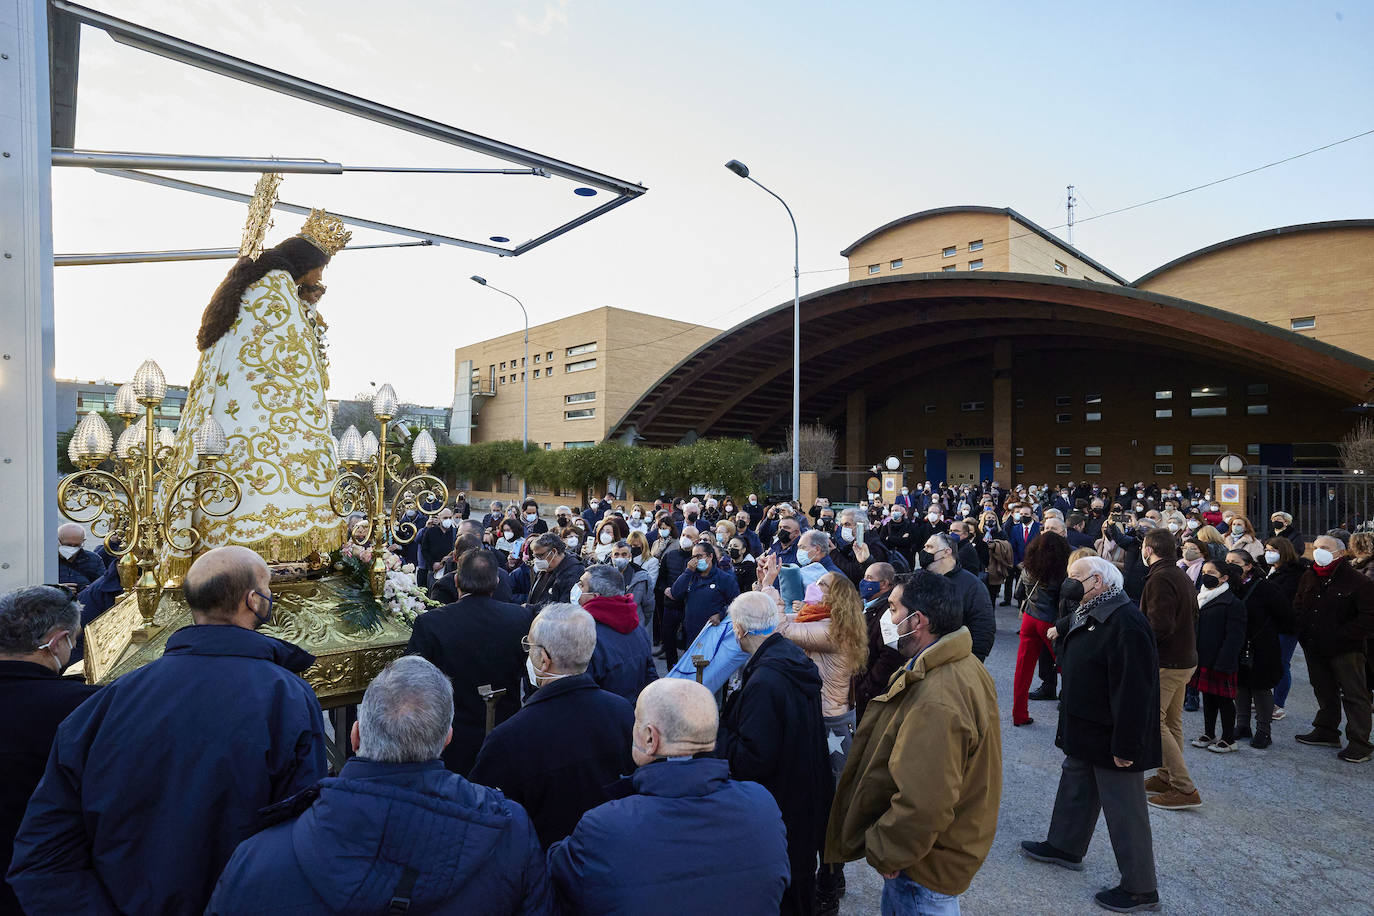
[471,275,529,499]
[725,158,800,501]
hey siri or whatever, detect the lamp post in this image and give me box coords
[725,159,800,501]
[471,276,529,499]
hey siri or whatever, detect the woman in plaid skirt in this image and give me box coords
[1189,560,1249,753]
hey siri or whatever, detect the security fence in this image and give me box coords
[1244,467,1373,537]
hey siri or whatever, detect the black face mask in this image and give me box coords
[729,547,742,560]
[917,548,936,568]
[776,529,793,545]
[1060,577,1085,605]
[557,515,569,525]
[686,513,698,523]
[1200,574,1221,590]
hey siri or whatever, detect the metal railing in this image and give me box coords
[1245,467,1373,536]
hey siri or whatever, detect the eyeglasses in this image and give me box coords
[520,635,545,655]
[42,582,80,597]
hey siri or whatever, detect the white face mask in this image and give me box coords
[880,608,908,649]
[57,544,83,560]
[1263,550,1280,565]
[749,498,757,505]
[533,558,550,573]
[1167,522,1180,533]
[526,512,538,522]
[502,532,515,542]
[599,531,614,545]
[679,536,694,550]
[612,556,630,570]
[569,584,583,604]
[1186,520,1200,530]
[1230,524,1243,535]
[633,511,643,519]
[566,537,580,550]
[440,519,454,529]
[1313,548,1335,566]
[927,513,940,522]
[839,527,855,543]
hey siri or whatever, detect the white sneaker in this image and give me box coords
[1190,735,1215,748]
[1208,738,1239,753]
[1271,707,1286,721]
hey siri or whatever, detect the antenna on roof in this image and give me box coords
[1066,184,1077,246]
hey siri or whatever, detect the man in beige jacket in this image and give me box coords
[825,570,1002,914]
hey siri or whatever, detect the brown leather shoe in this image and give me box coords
[1147,788,1202,810]
[1143,773,1170,795]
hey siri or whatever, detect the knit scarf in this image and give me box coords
[1073,585,1121,628]
[1197,581,1229,607]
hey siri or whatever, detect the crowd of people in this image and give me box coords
[6,477,1371,913]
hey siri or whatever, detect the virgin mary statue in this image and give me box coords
[167,200,352,569]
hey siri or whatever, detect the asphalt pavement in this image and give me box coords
[837,602,1374,914]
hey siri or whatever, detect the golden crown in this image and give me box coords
[298,209,352,257]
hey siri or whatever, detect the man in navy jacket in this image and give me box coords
[470,603,634,848]
[576,565,657,702]
[548,679,788,914]
[10,546,327,916]
[208,656,553,915]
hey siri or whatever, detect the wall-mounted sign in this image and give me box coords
[947,436,993,449]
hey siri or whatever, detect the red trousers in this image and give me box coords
[1013,614,1056,724]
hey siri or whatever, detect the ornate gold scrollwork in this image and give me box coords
[57,469,137,557]
[161,468,243,554]
[390,475,448,545]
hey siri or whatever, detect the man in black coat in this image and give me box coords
[882,506,920,567]
[55,523,104,591]
[417,508,455,588]
[0,586,100,916]
[406,550,530,776]
[921,533,996,662]
[853,563,901,722]
[1292,535,1374,763]
[718,592,833,916]
[428,532,514,605]
[469,603,634,847]
[10,547,327,916]
[1022,557,1161,914]
[526,532,585,613]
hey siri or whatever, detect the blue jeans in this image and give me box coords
[882,873,961,915]
[1274,634,1300,708]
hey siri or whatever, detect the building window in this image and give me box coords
[1246,383,1268,396]
[1053,260,1067,273]
[942,264,957,272]
[902,449,914,457]
[1191,406,1227,417]
[566,358,597,373]
[532,368,540,378]
[1015,398,1025,408]
[1085,411,1102,422]
[961,401,985,411]
[521,357,526,367]
[499,376,506,385]
[543,442,552,450]
[1191,386,1226,398]
[546,351,554,361]
[1154,445,1174,456]
[1246,443,1260,455]
[1084,446,1102,457]
[1290,316,1316,331]
[533,354,540,363]
[890,259,903,269]
[564,408,595,420]
[1015,464,1025,474]
[1155,409,1173,419]
[968,259,984,270]
[566,342,597,357]
[1055,463,1072,475]
[499,361,506,370]
[969,239,984,251]
[1056,413,1071,423]
[565,391,596,404]
[1189,464,1215,475]
[1190,444,1227,456]
[1247,404,1269,415]
[1085,394,1102,404]
[520,372,525,381]
[924,404,937,413]
[1155,390,1172,400]
[1015,447,1025,457]
[942,246,956,258]
[1084,463,1102,475]
[868,264,880,275]
[1154,463,1174,475]
[1055,395,1071,407]
[1056,446,1072,457]
[564,440,594,449]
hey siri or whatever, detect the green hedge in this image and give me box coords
[432,438,763,499]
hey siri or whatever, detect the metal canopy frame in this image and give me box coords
[49,0,648,258]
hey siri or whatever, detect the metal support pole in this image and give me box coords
[52,149,343,172]
[478,684,507,735]
[55,239,433,266]
[472,280,530,498]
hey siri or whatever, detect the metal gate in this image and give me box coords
[1245,467,1374,537]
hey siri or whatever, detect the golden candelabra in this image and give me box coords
[59,359,241,642]
[330,383,447,597]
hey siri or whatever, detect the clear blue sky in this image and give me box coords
[53,0,1374,405]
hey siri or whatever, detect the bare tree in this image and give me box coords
[1339,417,1374,474]
[785,423,838,477]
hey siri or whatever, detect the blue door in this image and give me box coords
[979,452,995,483]
[925,449,947,485]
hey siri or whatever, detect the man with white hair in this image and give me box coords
[208,656,552,913]
[796,529,842,588]
[1022,556,1162,913]
[573,564,656,702]
[548,679,789,913]
[718,592,833,916]
[469,604,634,848]
[55,522,104,590]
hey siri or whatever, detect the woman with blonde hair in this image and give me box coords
[1223,515,1264,561]
[775,570,868,908]
[1196,524,1229,562]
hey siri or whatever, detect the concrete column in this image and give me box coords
[845,388,866,468]
[0,0,57,591]
[993,338,1014,488]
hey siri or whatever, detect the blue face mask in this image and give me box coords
[797,550,813,567]
[858,579,882,599]
[695,558,710,572]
